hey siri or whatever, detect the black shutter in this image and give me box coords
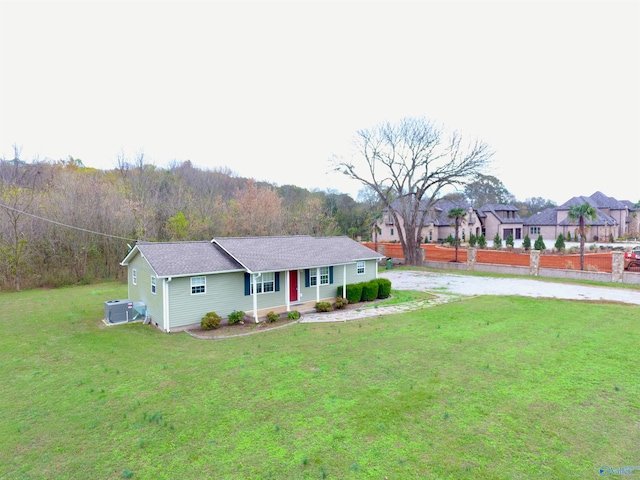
[244,273,250,296]
[329,266,334,284]
[305,269,310,287]
[275,272,280,292]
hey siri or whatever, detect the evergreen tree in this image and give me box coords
[478,234,487,249]
[555,233,565,252]
[506,233,514,249]
[493,233,502,250]
[469,233,477,247]
[534,234,546,251]
[523,234,531,251]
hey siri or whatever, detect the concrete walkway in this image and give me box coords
[300,292,462,323]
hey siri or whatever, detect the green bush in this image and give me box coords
[555,233,565,252]
[228,310,245,325]
[566,232,572,242]
[334,297,349,309]
[201,312,221,330]
[345,283,363,304]
[361,280,379,302]
[287,310,300,320]
[315,302,332,313]
[478,234,487,249]
[266,311,279,323]
[523,234,531,251]
[377,278,392,299]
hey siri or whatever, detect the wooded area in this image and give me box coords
[0,155,377,290]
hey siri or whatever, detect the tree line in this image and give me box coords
[1,144,558,290]
[0,153,378,290]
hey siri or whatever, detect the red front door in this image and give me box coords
[289,270,298,302]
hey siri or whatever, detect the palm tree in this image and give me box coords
[567,202,598,270]
[447,207,467,262]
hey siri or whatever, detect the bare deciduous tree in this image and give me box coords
[334,117,493,265]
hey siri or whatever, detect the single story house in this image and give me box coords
[120,235,384,332]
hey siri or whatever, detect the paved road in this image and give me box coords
[381,270,640,305]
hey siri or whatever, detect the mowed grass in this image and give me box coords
[1,282,639,479]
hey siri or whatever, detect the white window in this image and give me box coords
[132,269,137,285]
[251,272,274,294]
[319,266,329,285]
[151,276,156,295]
[310,267,329,286]
[530,227,540,235]
[191,276,206,295]
[356,261,365,275]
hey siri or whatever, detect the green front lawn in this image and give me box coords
[1,282,638,479]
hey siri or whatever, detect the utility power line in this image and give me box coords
[0,202,139,242]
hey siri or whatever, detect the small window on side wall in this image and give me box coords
[191,276,206,295]
[132,269,137,285]
[151,276,157,295]
[357,261,365,275]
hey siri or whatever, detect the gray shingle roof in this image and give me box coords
[126,241,244,277]
[214,235,383,272]
[476,204,523,224]
[122,236,383,277]
[523,207,558,226]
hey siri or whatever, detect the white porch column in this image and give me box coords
[285,270,291,312]
[343,265,347,298]
[252,273,259,323]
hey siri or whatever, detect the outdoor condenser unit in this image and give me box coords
[104,299,146,324]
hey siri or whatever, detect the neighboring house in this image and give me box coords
[376,198,479,243]
[475,204,524,242]
[120,235,384,332]
[524,191,637,241]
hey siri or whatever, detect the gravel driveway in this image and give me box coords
[381,270,640,306]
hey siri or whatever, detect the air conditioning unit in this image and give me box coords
[104,299,147,324]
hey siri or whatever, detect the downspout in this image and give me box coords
[163,277,172,333]
[252,273,260,323]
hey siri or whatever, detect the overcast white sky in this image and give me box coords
[1,0,638,205]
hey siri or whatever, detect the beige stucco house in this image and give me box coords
[524,192,638,242]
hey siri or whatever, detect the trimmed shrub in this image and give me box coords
[555,233,565,252]
[201,312,221,330]
[361,280,379,302]
[334,297,349,309]
[287,310,300,320]
[478,234,487,249]
[523,234,531,251]
[315,302,332,313]
[266,311,279,323]
[469,233,477,247]
[345,283,363,304]
[228,310,245,325]
[377,278,392,299]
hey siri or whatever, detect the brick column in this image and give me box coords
[467,247,476,271]
[611,251,624,283]
[530,250,540,276]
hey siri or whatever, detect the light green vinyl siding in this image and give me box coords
[167,271,288,329]
[127,254,163,327]
[343,260,378,284]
